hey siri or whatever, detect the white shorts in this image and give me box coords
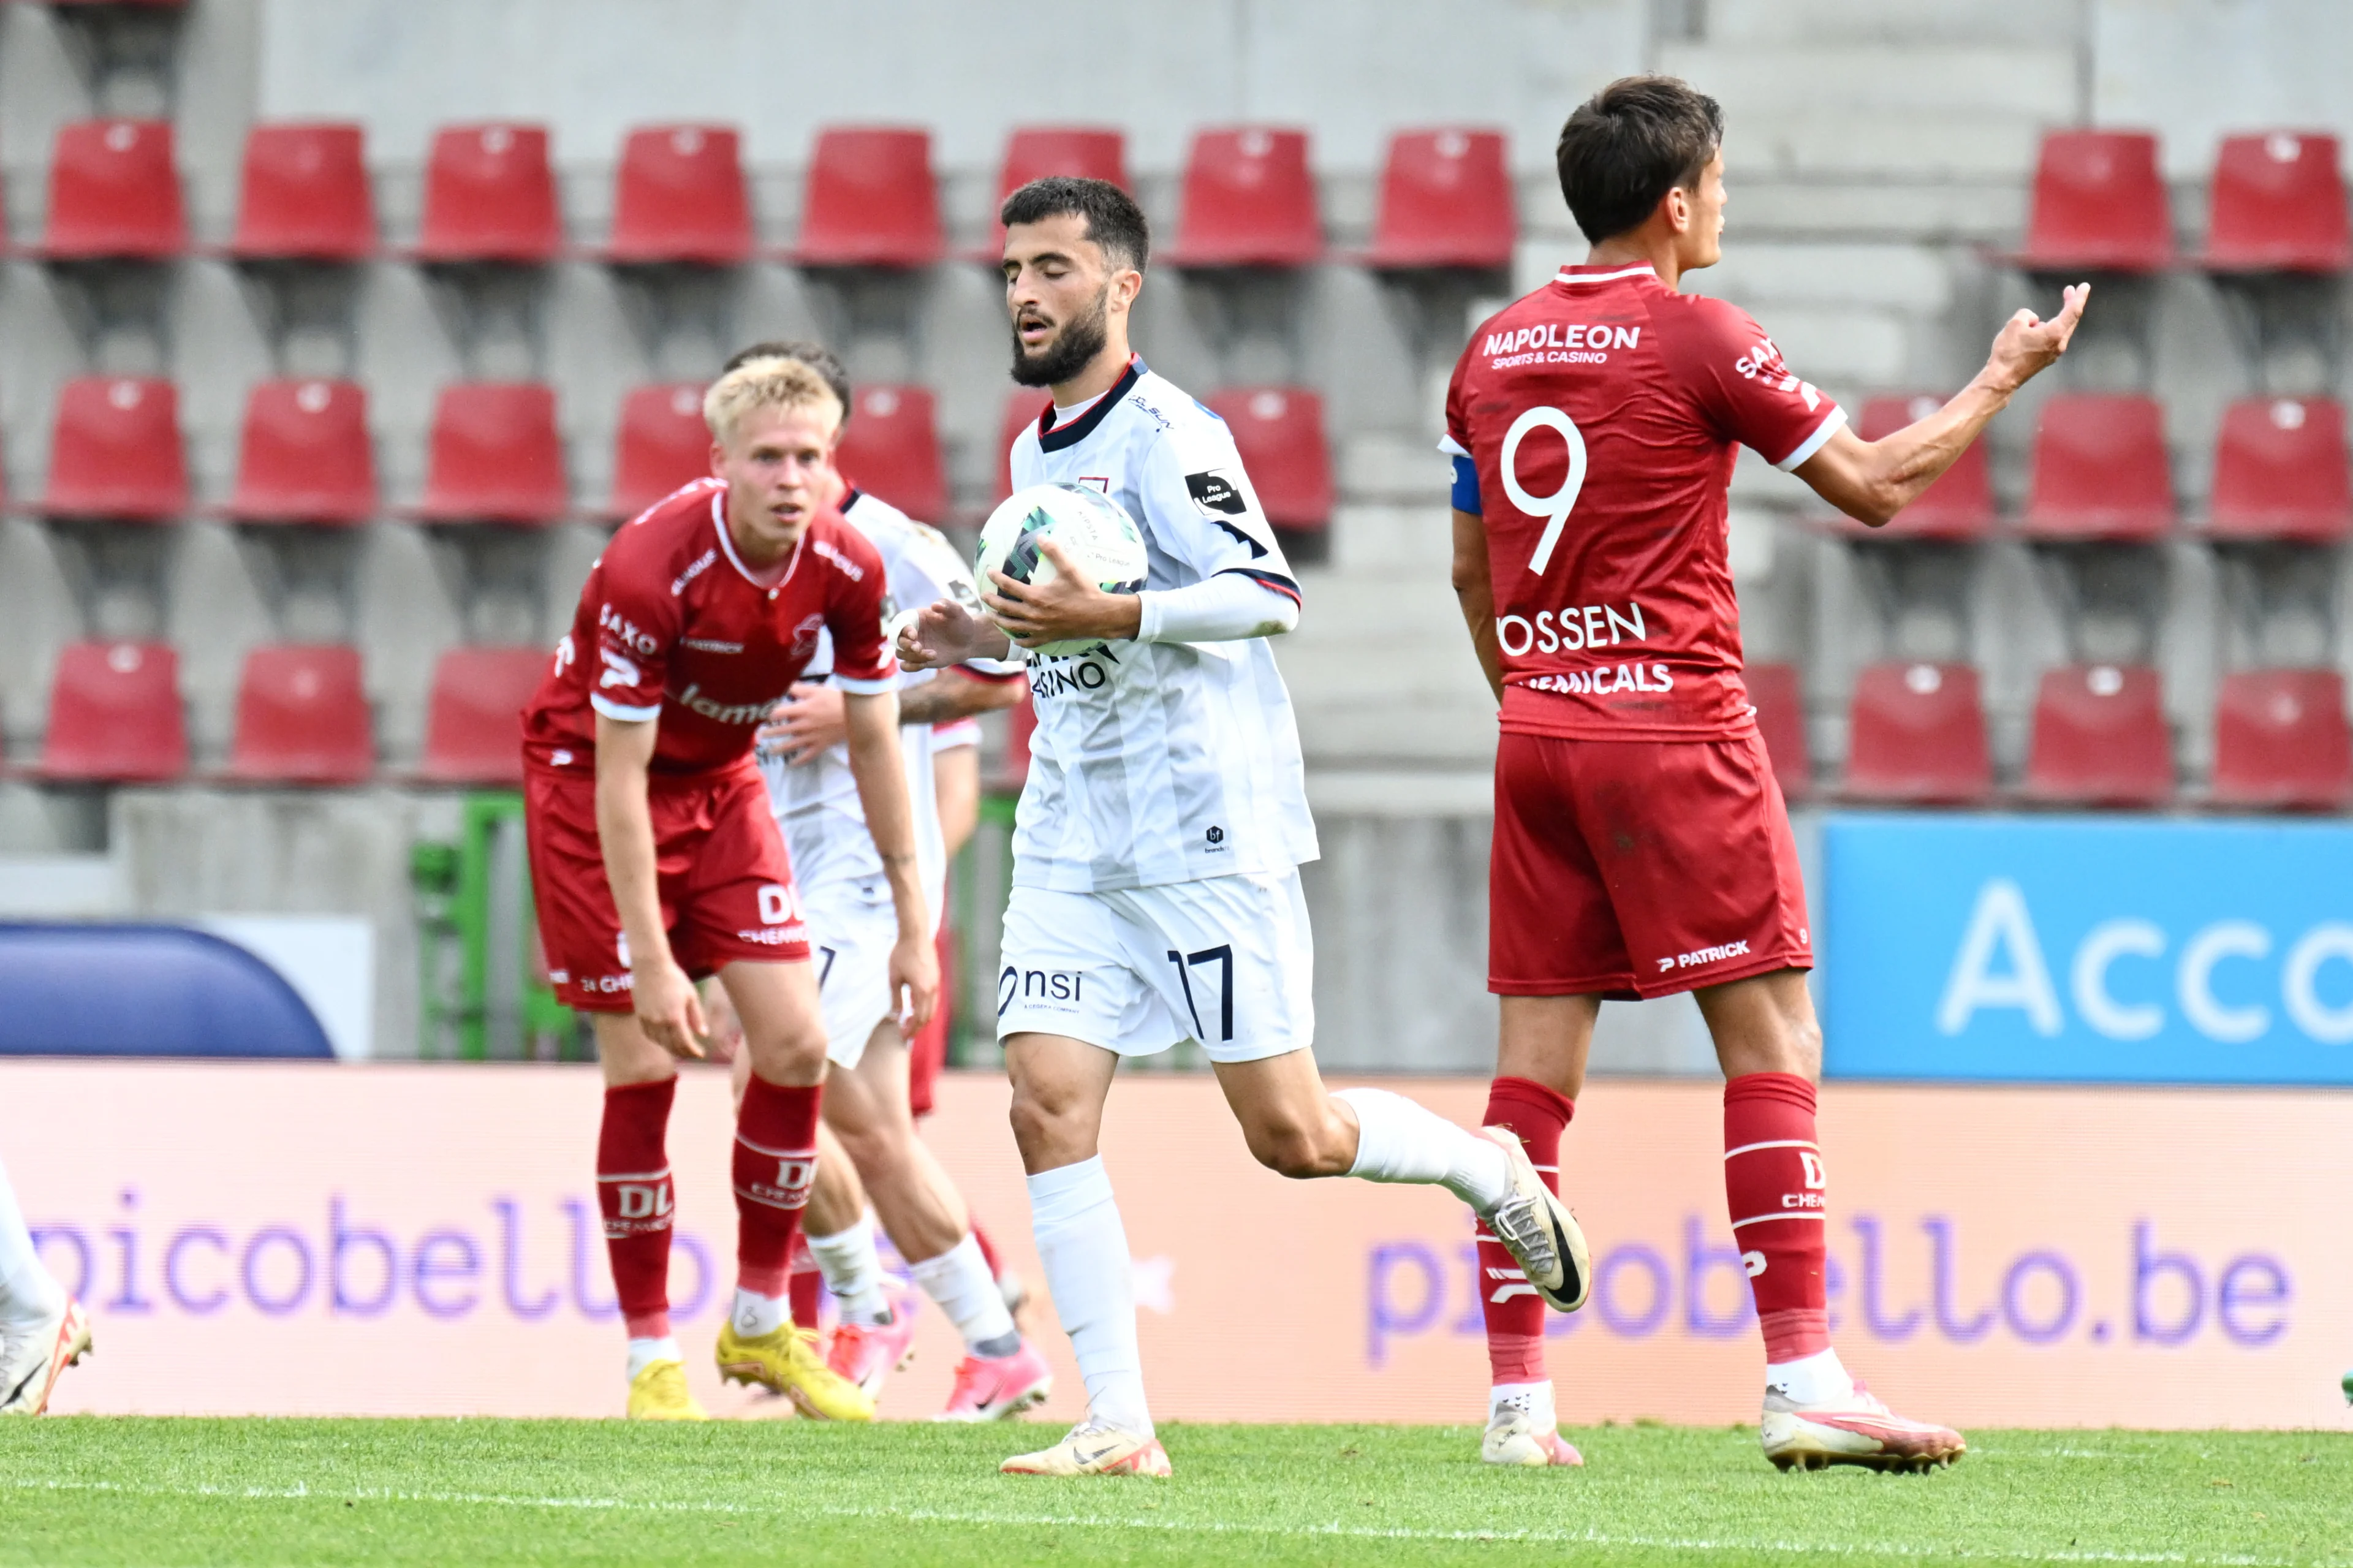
[801,871,903,1070]
[995,869,1314,1065]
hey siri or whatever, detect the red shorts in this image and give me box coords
[1488,731,1811,999]
[523,760,809,1013]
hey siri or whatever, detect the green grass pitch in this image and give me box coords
[2,1419,2347,1566]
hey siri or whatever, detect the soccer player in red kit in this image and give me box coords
[523,355,938,1420]
[1445,76,2085,1471]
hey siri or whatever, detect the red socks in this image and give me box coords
[786,1232,824,1329]
[597,1077,678,1341]
[1478,1076,1574,1385]
[732,1074,822,1298]
[1722,1072,1830,1362]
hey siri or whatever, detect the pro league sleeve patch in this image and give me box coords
[1184,470,1249,517]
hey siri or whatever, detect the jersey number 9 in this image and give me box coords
[1501,405,1588,577]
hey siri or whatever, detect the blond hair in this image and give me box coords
[703,355,843,445]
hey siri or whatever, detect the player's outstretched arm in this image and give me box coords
[897,598,1015,671]
[756,668,1024,765]
[593,713,708,1059]
[1796,282,2090,528]
[843,689,940,1029]
[1450,507,1506,703]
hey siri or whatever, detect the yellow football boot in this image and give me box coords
[626,1357,708,1420]
[715,1321,875,1422]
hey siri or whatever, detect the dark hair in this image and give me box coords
[998,175,1150,272]
[1555,75,1723,244]
[721,339,852,421]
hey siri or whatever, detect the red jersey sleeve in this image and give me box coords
[1665,296,1846,472]
[813,517,897,694]
[584,540,683,724]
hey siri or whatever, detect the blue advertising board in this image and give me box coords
[1822,814,2353,1085]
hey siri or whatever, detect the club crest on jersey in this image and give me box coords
[1184,469,1249,517]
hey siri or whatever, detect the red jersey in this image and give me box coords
[524,478,895,778]
[1444,261,1843,741]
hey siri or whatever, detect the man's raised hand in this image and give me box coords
[1987,282,2090,392]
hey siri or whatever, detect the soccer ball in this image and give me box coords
[974,482,1150,655]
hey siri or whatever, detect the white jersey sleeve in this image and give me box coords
[1135,414,1301,599]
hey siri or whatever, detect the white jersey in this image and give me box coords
[1006,357,1318,893]
[760,488,1020,918]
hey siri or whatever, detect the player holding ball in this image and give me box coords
[1445,75,2086,1472]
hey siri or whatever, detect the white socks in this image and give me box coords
[0,1155,64,1327]
[1027,1156,1151,1437]
[908,1232,1021,1358]
[1767,1346,1855,1405]
[626,1336,682,1379]
[1333,1088,1510,1213]
[1490,1378,1556,1428]
[808,1214,895,1328]
[730,1288,785,1339]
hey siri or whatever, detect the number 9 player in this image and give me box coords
[1444,75,2085,1471]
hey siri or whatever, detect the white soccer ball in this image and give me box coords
[974,482,1150,655]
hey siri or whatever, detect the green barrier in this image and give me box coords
[411,791,578,1061]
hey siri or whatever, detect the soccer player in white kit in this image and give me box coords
[724,340,1057,1418]
[0,1153,91,1415]
[898,176,1590,1477]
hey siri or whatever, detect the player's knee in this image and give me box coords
[1007,1084,1075,1160]
[1244,1118,1344,1180]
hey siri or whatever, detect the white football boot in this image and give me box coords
[1482,1384,1584,1468]
[1477,1127,1591,1312]
[0,1297,93,1416]
[1760,1382,1965,1472]
[1001,1419,1172,1477]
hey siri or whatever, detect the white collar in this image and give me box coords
[710,488,803,589]
[1553,262,1659,286]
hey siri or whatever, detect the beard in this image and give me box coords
[1010,284,1110,387]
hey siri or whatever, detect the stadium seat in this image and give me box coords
[224,378,376,525]
[38,640,186,782]
[995,390,1051,501]
[2021,393,2174,542]
[418,645,547,786]
[415,123,561,263]
[2210,668,2353,811]
[836,384,947,521]
[977,127,1127,257]
[2207,396,2351,544]
[1365,129,1515,270]
[790,127,942,268]
[41,118,185,259]
[609,382,711,520]
[2022,663,2173,806]
[1203,387,1332,529]
[40,375,186,520]
[229,122,374,260]
[1166,127,1322,268]
[412,382,568,526]
[1842,661,1992,805]
[2201,132,2350,273]
[2012,130,2173,273]
[1846,394,1996,539]
[605,124,751,265]
[1744,662,1813,801]
[226,643,372,784]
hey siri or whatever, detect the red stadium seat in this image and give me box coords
[229,123,373,260]
[2021,393,2174,542]
[42,118,184,259]
[1842,661,1991,804]
[978,127,1127,258]
[39,640,185,782]
[418,645,547,786]
[1366,129,1515,270]
[995,390,1051,501]
[227,643,373,784]
[2012,130,2172,273]
[609,382,710,520]
[2208,396,2351,544]
[414,382,568,526]
[1167,127,1322,268]
[1744,662,1813,801]
[224,378,376,525]
[2210,668,2353,811]
[605,125,751,265]
[836,383,946,521]
[1203,387,1332,529]
[40,375,186,520]
[2022,663,2173,806]
[2201,132,2349,273]
[1846,394,1996,539]
[415,123,561,263]
[791,127,942,268]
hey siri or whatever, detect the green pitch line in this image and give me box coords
[2,1419,2347,1567]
